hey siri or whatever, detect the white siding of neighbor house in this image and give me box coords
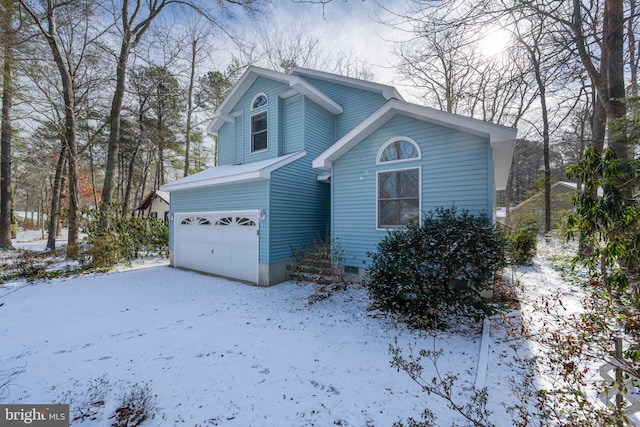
[148,199,169,221]
[332,114,492,268]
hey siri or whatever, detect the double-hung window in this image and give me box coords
[377,138,421,228]
[251,112,268,152]
[250,93,268,153]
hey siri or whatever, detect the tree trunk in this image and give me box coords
[157,119,165,187]
[603,0,628,158]
[504,160,514,226]
[66,132,80,258]
[124,108,145,213]
[629,0,638,101]
[184,38,197,177]
[47,139,67,251]
[101,37,131,223]
[0,0,15,249]
[101,0,170,222]
[592,95,606,152]
[530,49,552,236]
[573,0,627,157]
[43,1,80,257]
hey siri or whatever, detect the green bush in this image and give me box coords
[505,211,538,266]
[84,234,120,269]
[81,205,169,268]
[365,207,508,327]
[507,230,537,265]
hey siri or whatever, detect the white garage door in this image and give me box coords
[174,210,259,283]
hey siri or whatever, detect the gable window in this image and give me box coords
[376,137,421,228]
[251,111,268,152]
[377,137,421,164]
[251,93,268,110]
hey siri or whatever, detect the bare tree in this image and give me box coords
[395,23,480,114]
[18,0,108,257]
[179,17,218,177]
[99,0,262,224]
[123,66,152,213]
[517,0,630,156]
[513,14,559,235]
[0,0,18,249]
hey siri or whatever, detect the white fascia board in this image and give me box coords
[258,150,307,177]
[312,104,396,170]
[208,111,242,135]
[161,151,306,192]
[290,77,343,114]
[208,66,343,135]
[289,66,405,101]
[492,139,515,191]
[388,101,517,144]
[313,100,517,176]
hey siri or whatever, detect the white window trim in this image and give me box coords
[376,166,422,231]
[250,110,268,153]
[250,92,268,110]
[376,136,421,165]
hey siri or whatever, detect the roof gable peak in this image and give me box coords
[289,67,404,101]
[208,66,343,135]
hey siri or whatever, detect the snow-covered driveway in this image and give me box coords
[0,266,489,426]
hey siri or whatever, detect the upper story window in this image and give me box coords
[377,137,421,164]
[251,93,268,110]
[251,111,268,152]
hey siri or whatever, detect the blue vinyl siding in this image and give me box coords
[168,180,269,262]
[304,99,336,157]
[234,115,243,164]
[266,99,334,263]
[217,120,236,166]
[269,156,330,263]
[332,114,491,267]
[283,95,303,154]
[303,77,387,140]
[231,77,289,163]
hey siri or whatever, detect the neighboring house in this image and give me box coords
[504,181,579,231]
[133,190,170,222]
[160,66,516,286]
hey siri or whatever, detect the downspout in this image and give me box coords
[488,140,495,221]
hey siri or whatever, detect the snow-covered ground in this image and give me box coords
[0,231,586,426]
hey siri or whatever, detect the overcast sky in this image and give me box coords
[250,1,410,95]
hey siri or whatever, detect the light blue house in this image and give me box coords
[161,66,516,286]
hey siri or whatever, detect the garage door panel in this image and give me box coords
[174,211,259,283]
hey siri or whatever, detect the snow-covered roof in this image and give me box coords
[160,151,306,192]
[134,189,170,211]
[510,181,582,211]
[155,190,170,203]
[312,99,517,191]
[553,181,577,190]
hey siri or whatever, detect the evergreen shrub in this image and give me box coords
[81,205,169,268]
[365,207,508,327]
[507,230,537,265]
